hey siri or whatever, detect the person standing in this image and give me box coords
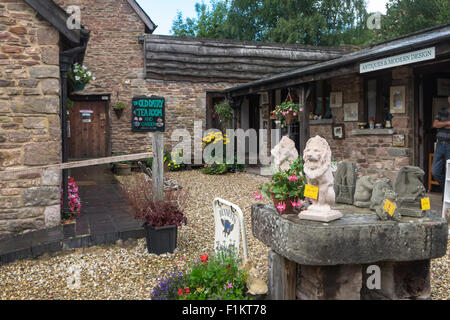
[432,96,450,193]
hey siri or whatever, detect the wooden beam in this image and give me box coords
[24,0,80,45]
[228,65,360,97]
[0,153,153,178]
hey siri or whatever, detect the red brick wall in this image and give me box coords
[310,70,413,180]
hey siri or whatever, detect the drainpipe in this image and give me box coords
[59,30,90,217]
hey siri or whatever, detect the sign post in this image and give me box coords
[132,96,166,201]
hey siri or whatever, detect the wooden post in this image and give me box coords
[268,250,297,300]
[152,132,164,201]
[299,86,310,157]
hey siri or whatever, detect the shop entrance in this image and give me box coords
[68,97,110,160]
[415,61,450,192]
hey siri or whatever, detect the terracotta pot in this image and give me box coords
[285,113,295,125]
[271,193,297,215]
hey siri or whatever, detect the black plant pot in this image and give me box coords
[144,224,178,255]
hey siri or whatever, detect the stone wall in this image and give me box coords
[0,0,62,239]
[310,70,412,181]
[54,0,234,155]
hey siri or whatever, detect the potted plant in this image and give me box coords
[259,157,306,214]
[112,102,127,119]
[271,101,303,128]
[114,160,132,176]
[68,63,95,91]
[214,101,233,130]
[121,175,188,255]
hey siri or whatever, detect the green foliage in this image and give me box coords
[214,101,233,129]
[180,247,249,300]
[171,0,447,47]
[261,157,306,201]
[68,63,94,85]
[171,0,371,46]
[370,0,450,43]
[201,131,244,175]
[112,102,127,110]
[168,150,187,171]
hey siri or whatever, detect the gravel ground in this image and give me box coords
[0,169,448,300]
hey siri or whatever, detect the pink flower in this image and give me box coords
[276,202,286,213]
[288,175,298,182]
[253,193,264,200]
[293,112,297,116]
[300,107,304,112]
[291,200,305,208]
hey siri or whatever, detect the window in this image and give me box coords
[313,80,332,119]
[364,74,392,123]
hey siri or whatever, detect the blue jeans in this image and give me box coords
[432,141,450,188]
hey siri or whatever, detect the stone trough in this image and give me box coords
[252,204,448,300]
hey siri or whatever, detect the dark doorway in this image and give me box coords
[415,61,450,192]
[68,99,109,159]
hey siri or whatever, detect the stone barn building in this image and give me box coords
[0,0,89,239]
[0,0,345,239]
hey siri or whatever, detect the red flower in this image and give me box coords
[178,289,184,296]
[200,254,209,264]
[184,287,190,293]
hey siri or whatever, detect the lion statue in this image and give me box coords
[300,136,342,222]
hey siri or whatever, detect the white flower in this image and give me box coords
[87,71,92,76]
[92,77,96,80]
[75,76,80,81]
[82,66,87,70]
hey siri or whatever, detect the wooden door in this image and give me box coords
[68,100,108,159]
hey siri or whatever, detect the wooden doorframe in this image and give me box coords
[68,94,112,158]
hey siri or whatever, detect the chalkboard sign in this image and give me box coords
[131,96,165,132]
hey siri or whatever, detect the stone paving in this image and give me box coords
[0,165,143,265]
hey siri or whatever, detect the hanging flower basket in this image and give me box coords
[272,101,303,128]
[68,63,95,93]
[72,81,87,91]
[112,102,128,120]
[114,108,124,119]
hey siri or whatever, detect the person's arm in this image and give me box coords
[433,119,450,129]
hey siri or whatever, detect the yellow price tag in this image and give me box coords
[304,185,319,200]
[421,197,431,211]
[383,199,397,217]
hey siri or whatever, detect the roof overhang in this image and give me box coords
[126,0,157,33]
[24,0,83,47]
[225,23,450,97]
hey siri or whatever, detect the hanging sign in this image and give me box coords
[360,47,435,74]
[132,96,165,133]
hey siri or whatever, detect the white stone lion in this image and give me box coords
[301,135,342,222]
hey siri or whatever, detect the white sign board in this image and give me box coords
[213,198,248,260]
[360,47,435,73]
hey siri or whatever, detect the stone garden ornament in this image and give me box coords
[334,161,357,204]
[299,136,343,222]
[354,176,376,208]
[370,178,402,222]
[394,166,427,217]
[271,136,299,172]
[212,198,248,260]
